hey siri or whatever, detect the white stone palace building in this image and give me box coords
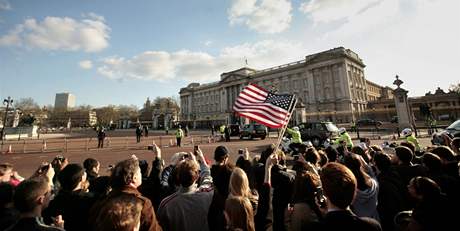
[179,47,392,128]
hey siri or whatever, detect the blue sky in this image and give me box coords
[0,0,459,108]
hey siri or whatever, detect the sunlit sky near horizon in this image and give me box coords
[0,0,459,108]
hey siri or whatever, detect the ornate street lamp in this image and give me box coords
[1,96,13,144]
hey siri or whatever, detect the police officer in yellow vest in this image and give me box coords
[402,128,421,152]
[220,124,226,141]
[176,125,184,147]
[335,127,353,149]
[286,126,302,152]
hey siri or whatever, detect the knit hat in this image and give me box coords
[214,145,229,162]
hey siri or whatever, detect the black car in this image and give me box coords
[356,118,382,127]
[298,121,339,147]
[390,116,398,123]
[445,119,460,138]
[228,124,241,136]
[240,124,267,140]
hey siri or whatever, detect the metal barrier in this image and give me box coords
[0,135,219,154]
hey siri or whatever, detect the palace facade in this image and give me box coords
[179,47,392,128]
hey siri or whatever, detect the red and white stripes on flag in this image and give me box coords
[233,83,295,128]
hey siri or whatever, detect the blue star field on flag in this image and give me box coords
[264,92,294,111]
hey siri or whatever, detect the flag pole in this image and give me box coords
[274,95,297,151]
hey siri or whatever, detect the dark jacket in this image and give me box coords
[284,202,320,231]
[0,207,19,231]
[86,170,98,185]
[317,210,382,231]
[207,190,227,231]
[138,157,164,210]
[376,169,407,231]
[97,130,105,139]
[394,164,428,188]
[159,165,178,198]
[90,186,162,231]
[271,165,295,231]
[411,194,455,231]
[254,163,272,231]
[43,189,95,231]
[136,127,143,135]
[5,217,64,231]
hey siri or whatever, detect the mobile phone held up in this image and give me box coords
[238,149,244,155]
[40,163,50,173]
[315,187,327,208]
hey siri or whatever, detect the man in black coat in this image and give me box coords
[136,125,143,143]
[42,164,95,231]
[97,127,106,148]
[7,178,64,231]
[315,162,382,231]
[224,125,230,142]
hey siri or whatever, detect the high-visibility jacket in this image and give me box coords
[335,132,353,148]
[176,128,184,138]
[220,125,226,133]
[286,128,302,144]
[406,135,421,151]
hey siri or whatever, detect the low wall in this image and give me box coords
[3,126,38,140]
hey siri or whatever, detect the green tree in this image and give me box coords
[19,114,37,126]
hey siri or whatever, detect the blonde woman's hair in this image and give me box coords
[229,167,251,198]
[225,196,255,231]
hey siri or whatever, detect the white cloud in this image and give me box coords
[82,12,105,22]
[300,0,382,24]
[203,40,213,46]
[0,24,23,45]
[228,0,292,33]
[306,0,460,96]
[0,0,11,10]
[79,60,93,69]
[97,40,305,82]
[0,14,110,52]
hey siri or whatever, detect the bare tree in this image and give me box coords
[76,104,93,111]
[153,97,180,113]
[118,105,139,119]
[94,105,118,126]
[15,97,40,113]
[449,82,460,94]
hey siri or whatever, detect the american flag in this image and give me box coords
[233,83,296,128]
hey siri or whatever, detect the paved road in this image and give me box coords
[1,130,434,178]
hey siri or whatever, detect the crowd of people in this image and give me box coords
[1,129,460,231]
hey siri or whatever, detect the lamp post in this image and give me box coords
[1,96,13,145]
[16,108,22,141]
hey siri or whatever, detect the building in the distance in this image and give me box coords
[48,110,97,128]
[54,93,76,110]
[366,80,394,101]
[138,97,180,129]
[179,47,392,128]
[368,87,460,123]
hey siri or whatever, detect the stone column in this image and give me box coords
[393,76,412,130]
[164,114,170,129]
[12,110,20,127]
[153,115,158,129]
